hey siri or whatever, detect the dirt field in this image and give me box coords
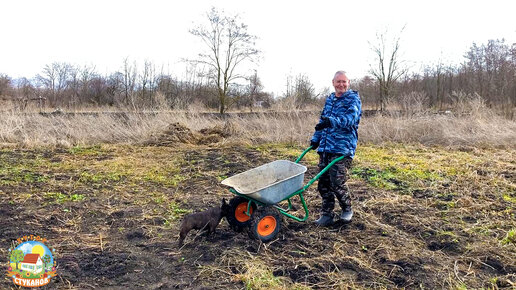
[1,126,515,289]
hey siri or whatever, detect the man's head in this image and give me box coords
[332,71,350,97]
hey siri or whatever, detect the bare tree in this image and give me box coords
[190,7,259,114]
[0,74,13,97]
[284,73,317,108]
[15,77,35,99]
[237,70,272,111]
[369,28,407,111]
[139,60,157,107]
[121,57,137,108]
[243,70,262,111]
[78,65,97,104]
[36,62,74,107]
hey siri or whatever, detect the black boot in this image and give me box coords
[315,213,334,226]
[339,206,353,223]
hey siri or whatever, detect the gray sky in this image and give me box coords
[2,0,515,96]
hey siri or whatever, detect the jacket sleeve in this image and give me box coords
[311,128,322,143]
[329,95,361,129]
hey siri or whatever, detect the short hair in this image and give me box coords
[333,70,347,80]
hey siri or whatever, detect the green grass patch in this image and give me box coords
[503,193,516,204]
[77,170,125,184]
[0,153,50,185]
[236,261,286,290]
[0,167,48,185]
[143,168,186,187]
[68,145,104,156]
[168,201,191,217]
[43,192,86,204]
[352,145,445,193]
[352,144,515,200]
[501,229,516,245]
[162,201,191,227]
[351,167,403,190]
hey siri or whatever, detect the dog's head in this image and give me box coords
[220,198,230,217]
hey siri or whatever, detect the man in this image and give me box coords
[310,71,361,226]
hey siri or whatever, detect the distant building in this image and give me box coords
[20,254,44,274]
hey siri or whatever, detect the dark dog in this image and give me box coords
[178,198,230,247]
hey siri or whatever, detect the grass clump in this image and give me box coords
[43,192,86,204]
[235,261,287,290]
[501,229,516,245]
[143,168,186,187]
[68,145,104,156]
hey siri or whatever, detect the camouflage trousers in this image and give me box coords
[317,153,353,215]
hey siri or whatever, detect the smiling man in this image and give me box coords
[310,71,362,226]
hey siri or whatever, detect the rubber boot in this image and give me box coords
[315,213,334,226]
[339,207,353,223]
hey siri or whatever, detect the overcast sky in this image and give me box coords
[2,0,515,96]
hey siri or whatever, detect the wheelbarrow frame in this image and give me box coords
[227,146,347,222]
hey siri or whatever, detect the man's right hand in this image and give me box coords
[310,140,319,150]
[315,117,331,131]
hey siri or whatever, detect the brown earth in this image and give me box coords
[143,123,233,146]
[0,127,515,289]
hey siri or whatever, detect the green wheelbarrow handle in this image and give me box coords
[294,145,314,163]
[295,146,347,190]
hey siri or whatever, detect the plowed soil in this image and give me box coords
[1,130,515,289]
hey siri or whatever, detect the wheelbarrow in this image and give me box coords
[220,146,347,242]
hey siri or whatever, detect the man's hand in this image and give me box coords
[315,116,331,131]
[310,140,319,150]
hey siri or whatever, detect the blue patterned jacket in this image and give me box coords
[311,90,362,158]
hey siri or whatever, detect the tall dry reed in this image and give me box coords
[1,99,515,148]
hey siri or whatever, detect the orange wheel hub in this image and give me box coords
[235,203,253,222]
[257,216,277,236]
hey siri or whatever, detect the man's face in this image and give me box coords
[333,74,350,96]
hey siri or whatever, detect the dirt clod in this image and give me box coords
[144,122,232,146]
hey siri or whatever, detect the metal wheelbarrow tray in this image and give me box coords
[221,160,307,205]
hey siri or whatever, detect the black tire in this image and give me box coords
[249,207,282,242]
[226,196,256,231]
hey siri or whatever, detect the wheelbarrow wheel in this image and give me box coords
[249,207,281,243]
[226,196,256,232]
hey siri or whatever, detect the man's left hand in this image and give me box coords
[315,117,331,131]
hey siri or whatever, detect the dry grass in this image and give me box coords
[1,99,515,148]
[360,113,516,147]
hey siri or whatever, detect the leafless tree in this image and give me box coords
[78,65,97,104]
[0,74,13,97]
[36,62,74,106]
[236,70,272,111]
[121,57,137,108]
[284,73,317,107]
[244,70,262,111]
[190,7,260,114]
[369,28,407,111]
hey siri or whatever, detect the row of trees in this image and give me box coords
[1,8,515,116]
[362,36,516,115]
[0,60,323,111]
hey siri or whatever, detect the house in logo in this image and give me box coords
[20,254,44,274]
